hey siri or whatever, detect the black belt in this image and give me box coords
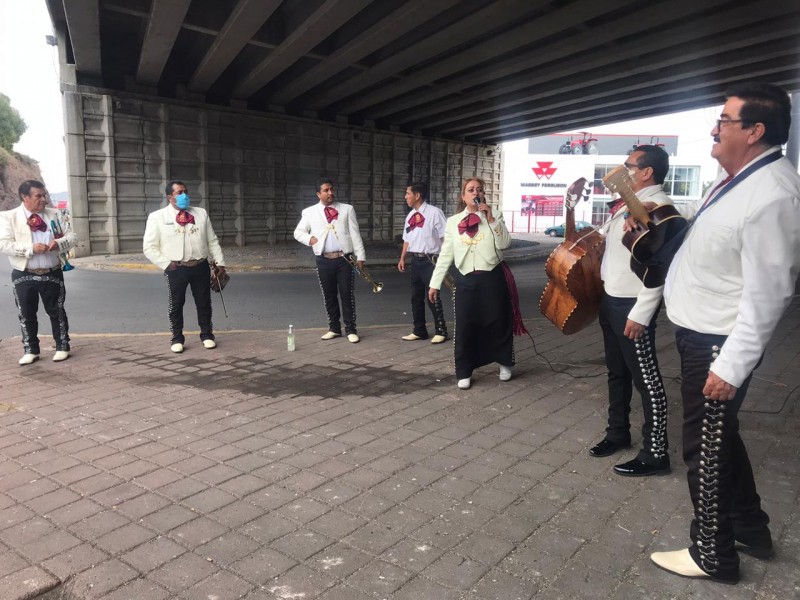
[23,266,61,275]
[411,253,437,258]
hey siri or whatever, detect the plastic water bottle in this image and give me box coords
[287,324,295,352]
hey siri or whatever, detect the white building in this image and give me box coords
[501,132,707,233]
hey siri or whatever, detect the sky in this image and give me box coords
[0,0,726,196]
[0,0,66,191]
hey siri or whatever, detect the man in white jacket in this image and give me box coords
[143,181,226,354]
[651,82,800,583]
[294,178,366,343]
[0,180,76,364]
[589,146,672,478]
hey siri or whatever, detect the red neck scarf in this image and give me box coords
[324,206,338,223]
[28,214,48,232]
[176,210,195,225]
[408,212,425,230]
[458,213,481,238]
[607,198,626,217]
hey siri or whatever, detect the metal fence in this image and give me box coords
[502,210,566,233]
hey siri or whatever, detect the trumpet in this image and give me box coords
[50,218,74,272]
[428,255,455,292]
[344,253,383,293]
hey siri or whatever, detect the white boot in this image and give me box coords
[650,549,709,579]
[18,353,40,365]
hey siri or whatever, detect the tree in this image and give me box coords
[0,93,26,152]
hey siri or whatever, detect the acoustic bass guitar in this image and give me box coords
[539,178,605,335]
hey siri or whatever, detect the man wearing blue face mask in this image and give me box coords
[143,181,226,353]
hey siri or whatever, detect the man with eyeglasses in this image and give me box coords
[649,82,800,583]
[589,145,672,480]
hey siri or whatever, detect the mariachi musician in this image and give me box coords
[0,180,76,365]
[397,182,448,344]
[589,145,673,477]
[294,177,366,343]
[429,177,522,390]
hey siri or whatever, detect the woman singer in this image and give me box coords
[429,177,517,390]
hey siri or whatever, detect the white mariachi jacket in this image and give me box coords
[429,209,511,290]
[143,204,225,271]
[665,147,800,387]
[0,205,77,271]
[600,184,672,326]
[293,201,366,261]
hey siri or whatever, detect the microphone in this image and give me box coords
[473,195,481,206]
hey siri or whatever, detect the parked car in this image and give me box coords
[544,221,592,237]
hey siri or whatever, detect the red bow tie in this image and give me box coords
[27,214,48,232]
[458,213,481,238]
[407,212,425,230]
[324,206,338,223]
[176,210,195,225]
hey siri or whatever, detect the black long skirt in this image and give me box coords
[453,265,514,379]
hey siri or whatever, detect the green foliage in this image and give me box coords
[0,93,26,152]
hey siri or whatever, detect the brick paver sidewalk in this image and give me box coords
[1,303,798,599]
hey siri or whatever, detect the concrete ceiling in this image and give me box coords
[46,0,800,144]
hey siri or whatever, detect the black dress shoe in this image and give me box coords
[613,458,670,477]
[589,439,630,457]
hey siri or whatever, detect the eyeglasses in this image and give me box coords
[715,118,750,129]
[623,162,641,170]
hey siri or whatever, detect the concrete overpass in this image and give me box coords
[45,0,800,255]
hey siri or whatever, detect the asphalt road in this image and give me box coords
[0,258,550,340]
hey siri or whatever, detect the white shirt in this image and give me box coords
[664,147,800,387]
[23,207,59,270]
[320,203,344,253]
[600,184,672,325]
[402,202,447,254]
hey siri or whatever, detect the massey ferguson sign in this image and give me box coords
[532,161,557,180]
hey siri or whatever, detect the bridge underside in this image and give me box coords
[45,0,800,255]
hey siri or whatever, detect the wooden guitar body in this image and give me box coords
[539,178,605,335]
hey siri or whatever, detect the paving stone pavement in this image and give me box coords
[1,299,798,599]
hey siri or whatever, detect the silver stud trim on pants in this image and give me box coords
[634,331,667,459]
[696,345,724,574]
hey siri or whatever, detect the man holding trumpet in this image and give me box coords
[397,182,448,344]
[0,180,76,365]
[294,177,366,343]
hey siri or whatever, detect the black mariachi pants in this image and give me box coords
[675,327,770,581]
[315,256,356,335]
[598,293,668,465]
[165,260,214,345]
[11,268,70,354]
[453,266,513,379]
[410,255,447,338]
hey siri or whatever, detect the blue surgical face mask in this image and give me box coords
[175,193,190,210]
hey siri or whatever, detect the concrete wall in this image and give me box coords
[63,90,502,256]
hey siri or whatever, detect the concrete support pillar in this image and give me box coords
[100,96,119,254]
[61,91,90,257]
[232,120,246,248]
[786,91,800,170]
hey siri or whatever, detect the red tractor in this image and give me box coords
[558,131,599,155]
